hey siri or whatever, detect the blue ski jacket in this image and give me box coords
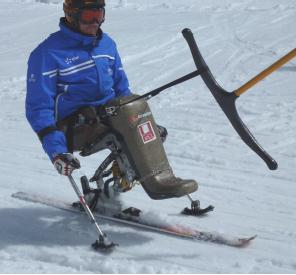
[26,20,131,160]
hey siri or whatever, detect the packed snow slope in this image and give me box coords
[0,0,295,273]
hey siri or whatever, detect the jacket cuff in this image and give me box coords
[41,130,68,161]
[37,125,58,142]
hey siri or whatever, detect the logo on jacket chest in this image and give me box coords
[64,56,80,65]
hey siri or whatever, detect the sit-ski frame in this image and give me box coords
[68,28,296,252]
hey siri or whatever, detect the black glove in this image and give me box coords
[53,153,81,176]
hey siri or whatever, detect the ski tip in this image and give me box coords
[237,235,257,247]
[245,234,257,242]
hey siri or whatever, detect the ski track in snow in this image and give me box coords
[0,0,296,273]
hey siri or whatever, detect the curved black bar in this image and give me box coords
[120,69,201,107]
[182,28,278,170]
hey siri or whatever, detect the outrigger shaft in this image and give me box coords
[235,48,296,96]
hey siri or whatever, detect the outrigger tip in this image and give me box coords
[92,237,118,253]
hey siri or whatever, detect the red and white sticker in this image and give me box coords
[138,121,157,144]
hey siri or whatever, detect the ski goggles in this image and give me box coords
[79,8,105,24]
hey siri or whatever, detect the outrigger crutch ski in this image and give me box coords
[68,28,295,252]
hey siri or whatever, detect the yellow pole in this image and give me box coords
[234,48,296,97]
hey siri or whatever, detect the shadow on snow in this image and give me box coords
[0,206,152,249]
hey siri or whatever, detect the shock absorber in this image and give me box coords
[111,160,134,192]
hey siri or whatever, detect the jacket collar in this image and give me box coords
[59,18,102,47]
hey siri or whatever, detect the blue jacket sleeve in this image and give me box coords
[112,45,132,97]
[26,47,68,161]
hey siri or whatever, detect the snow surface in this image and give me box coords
[0,0,296,273]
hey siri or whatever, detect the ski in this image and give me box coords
[12,191,256,248]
